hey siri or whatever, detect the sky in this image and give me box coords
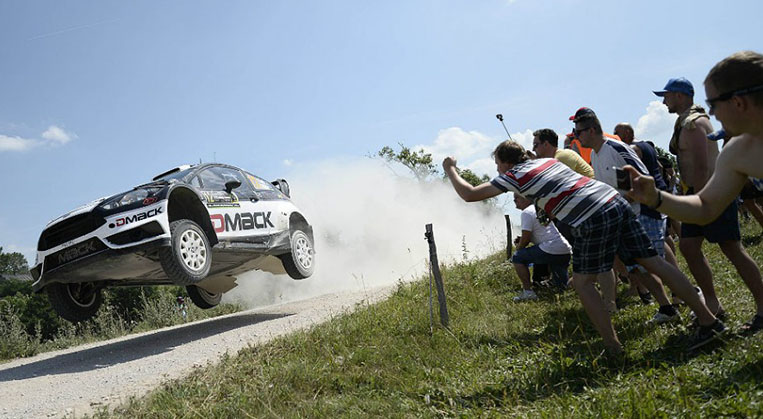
[1,0,762,273]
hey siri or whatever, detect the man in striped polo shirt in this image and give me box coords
[443,140,725,352]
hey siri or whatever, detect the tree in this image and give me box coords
[458,168,490,187]
[377,143,439,182]
[0,247,29,276]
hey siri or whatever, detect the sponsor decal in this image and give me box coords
[206,202,241,208]
[210,211,274,233]
[57,240,97,264]
[109,207,163,228]
[143,197,158,205]
[202,191,239,204]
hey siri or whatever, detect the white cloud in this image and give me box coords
[41,125,76,145]
[0,125,77,152]
[634,101,676,150]
[411,127,533,178]
[283,159,293,167]
[0,135,37,152]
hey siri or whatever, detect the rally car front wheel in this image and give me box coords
[281,229,315,279]
[186,285,221,309]
[160,220,211,285]
[46,282,103,323]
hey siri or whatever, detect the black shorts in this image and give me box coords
[681,200,741,243]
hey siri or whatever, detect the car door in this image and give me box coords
[194,166,268,245]
[243,172,290,238]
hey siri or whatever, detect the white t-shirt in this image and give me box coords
[591,139,648,216]
[521,206,572,255]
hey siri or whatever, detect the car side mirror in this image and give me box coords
[224,180,241,194]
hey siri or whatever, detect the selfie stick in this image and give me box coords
[496,114,513,141]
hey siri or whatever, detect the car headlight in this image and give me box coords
[100,189,149,210]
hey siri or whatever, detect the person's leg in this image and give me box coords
[513,262,533,291]
[663,239,679,269]
[742,199,763,230]
[533,263,550,284]
[629,270,672,306]
[679,235,722,314]
[718,240,763,316]
[597,270,618,314]
[636,256,717,326]
[571,272,622,352]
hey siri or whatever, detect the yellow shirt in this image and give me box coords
[555,149,595,178]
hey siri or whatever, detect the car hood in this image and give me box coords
[45,197,110,228]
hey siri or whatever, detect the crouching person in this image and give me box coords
[443,140,726,353]
[511,193,572,301]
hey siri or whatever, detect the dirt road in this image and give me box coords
[0,286,393,418]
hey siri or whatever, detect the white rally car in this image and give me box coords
[30,163,315,322]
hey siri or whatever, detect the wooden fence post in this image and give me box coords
[425,224,449,328]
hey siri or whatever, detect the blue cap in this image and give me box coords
[707,129,726,142]
[653,77,694,97]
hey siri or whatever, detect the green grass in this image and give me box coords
[94,220,763,418]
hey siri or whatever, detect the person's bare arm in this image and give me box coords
[682,126,711,189]
[516,230,532,250]
[442,157,502,202]
[624,143,748,224]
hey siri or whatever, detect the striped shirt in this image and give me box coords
[490,158,618,227]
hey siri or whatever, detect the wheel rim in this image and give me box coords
[65,283,97,308]
[294,234,313,270]
[179,228,207,272]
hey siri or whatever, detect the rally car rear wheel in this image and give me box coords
[46,282,103,323]
[281,229,314,279]
[160,220,211,285]
[186,285,222,309]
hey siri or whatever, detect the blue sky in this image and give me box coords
[1,1,762,263]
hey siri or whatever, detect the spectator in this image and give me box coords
[628,53,763,333]
[443,141,723,352]
[645,75,762,326]
[533,128,594,178]
[510,193,572,301]
[573,108,679,323]
[531,128,593,285]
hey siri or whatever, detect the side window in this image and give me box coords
[197,167,256,197]
[189,176,202,189]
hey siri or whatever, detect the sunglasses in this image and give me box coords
[572,126,592,138]
[705,83,763,113]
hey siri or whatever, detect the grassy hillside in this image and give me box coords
[95,219,763,418]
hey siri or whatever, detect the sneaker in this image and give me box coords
[689,308,727,328]
[687,320,727,351]
[740,314,763,335]
[649,310,681,324]
[513,289,538,302]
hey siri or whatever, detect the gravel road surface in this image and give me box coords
[0,286,393,418]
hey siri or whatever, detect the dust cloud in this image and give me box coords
[222,158,513,308]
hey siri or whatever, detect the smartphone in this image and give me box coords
[615,167,631,190]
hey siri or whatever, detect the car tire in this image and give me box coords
[281,229,315,279]
[45,282,103,323]
[186,285,222,309]
[160,220,211,285]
